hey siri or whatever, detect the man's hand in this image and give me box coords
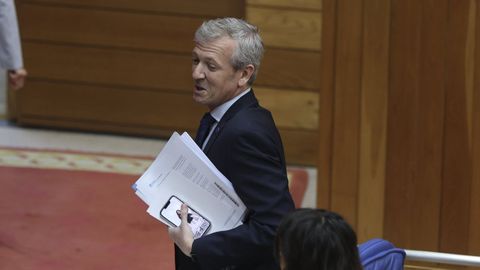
[8,68,27,90]
[168,203,194,257]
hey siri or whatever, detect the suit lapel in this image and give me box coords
[203,90,259,154]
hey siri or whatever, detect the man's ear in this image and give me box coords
[238,64,255,88]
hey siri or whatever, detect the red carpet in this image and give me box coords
[0,166,174,270]
[0,148,308,270]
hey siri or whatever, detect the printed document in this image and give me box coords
[132,132,247,236]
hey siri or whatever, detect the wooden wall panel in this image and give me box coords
[20,3,203,53]
[248,6,322,50]
[440,0,475,254]
[357,0,390,242]
[12,0,320,166]
[279,129,318,165]
[17,80,316,131]
[23,43,192,92]
[256,87,318,130]
[470,0,480,257]
[321,0,480,256]
[246,0,322,166]
[329,0,363,227]
[317,0,335,209]
[17,80,318,165]
[20,0,245,17]
[384,0,423,249]
[258,49,321,91]
[248,0,322,10]
[385,0,447,251]
[18,80,203,131]
[412,0,446,251]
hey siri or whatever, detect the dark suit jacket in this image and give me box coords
[175,90,295,270]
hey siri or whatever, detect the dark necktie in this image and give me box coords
[195,113,216,148]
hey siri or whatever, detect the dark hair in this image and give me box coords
[275,208,363,270]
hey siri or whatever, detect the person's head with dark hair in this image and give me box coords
[275,208,363,270]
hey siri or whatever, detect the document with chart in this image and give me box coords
[132,132,247,238]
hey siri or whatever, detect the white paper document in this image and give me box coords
[132,132,247,237]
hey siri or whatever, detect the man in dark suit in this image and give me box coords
[168,17,295,270]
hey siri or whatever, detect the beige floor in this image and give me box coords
[0,125,317,207]
[0,125,165,157]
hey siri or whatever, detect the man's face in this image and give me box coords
[191,37,246,110]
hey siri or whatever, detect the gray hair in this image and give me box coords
[194,17,264,85]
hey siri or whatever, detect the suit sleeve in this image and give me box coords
[191,116,295,269]
[0,0,24,70]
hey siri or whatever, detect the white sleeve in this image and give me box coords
[0,0,24,70]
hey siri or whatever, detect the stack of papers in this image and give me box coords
[132,132,247,238]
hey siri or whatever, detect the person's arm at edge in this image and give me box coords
[0,0,27,90]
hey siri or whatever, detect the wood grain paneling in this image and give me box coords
[317,0,335,209]
[385,0,448,251]
[19,0,244,17]
[17,80,317,165]
[322,0,480,255]
[248,0,321,10]
[18,80,203,130]
[248,6,322,50]
[409,0,446,251]
[329,0,363,227]
[258,49,321,91]
[357,0,390,243]
[470,0,480,256]
[440,0,474,254]
[386,0,448,251]
[256,87,318,130]
[384,0,422,250]
[22,42,318,131]
[19,3,203,53]
[23,42,192,92]
[17,80,318,137]
[279,129,318,165]
[14,0,320,165]
[246,0,322,165]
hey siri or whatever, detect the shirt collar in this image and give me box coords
[210,88,251,122]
